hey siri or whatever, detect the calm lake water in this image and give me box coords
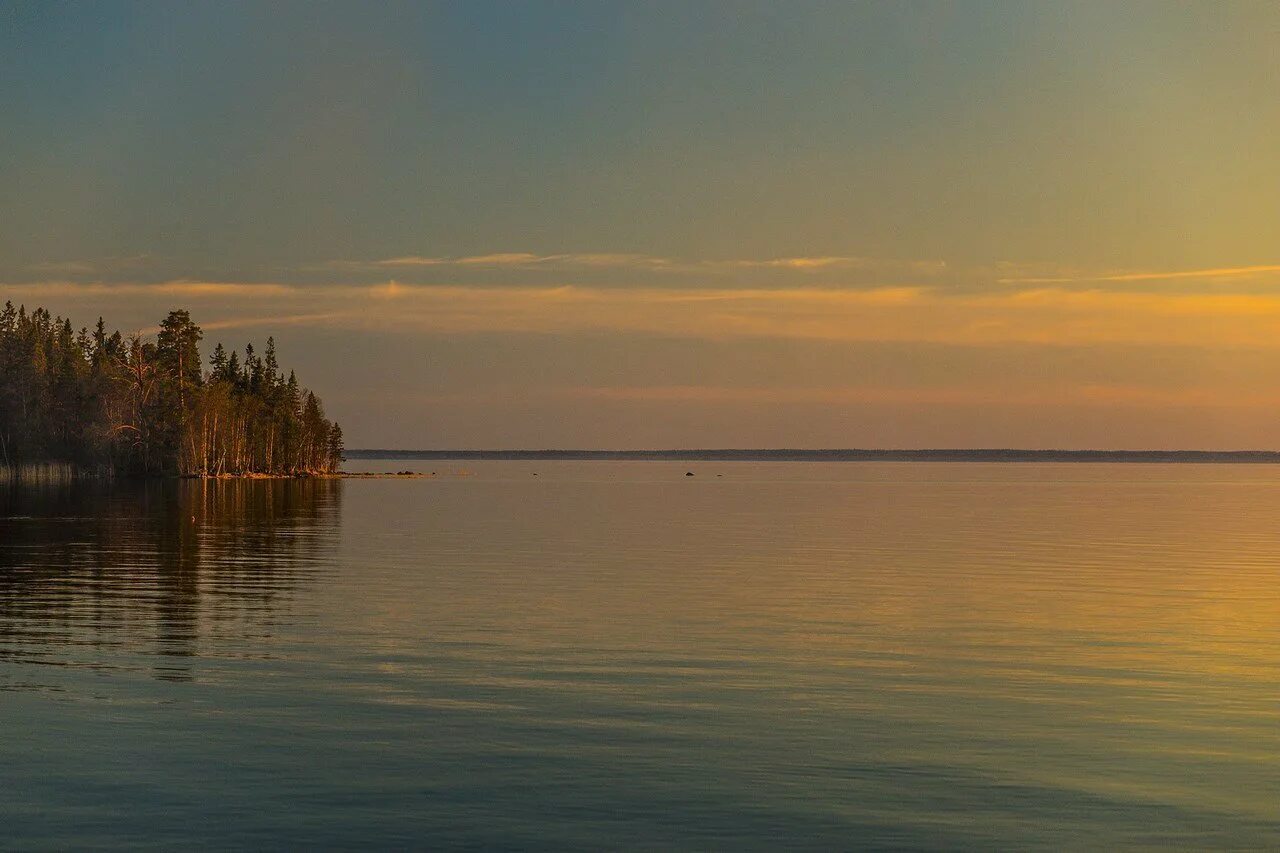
[2,462,1278,849]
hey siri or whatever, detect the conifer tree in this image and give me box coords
[0,306,341,477]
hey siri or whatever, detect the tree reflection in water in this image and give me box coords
[0,477,341,684]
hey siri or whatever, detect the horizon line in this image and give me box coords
[345,448,1280,462]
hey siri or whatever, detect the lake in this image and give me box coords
[2,462,1278,849]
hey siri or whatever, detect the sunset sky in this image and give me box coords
[5,1,1280,448]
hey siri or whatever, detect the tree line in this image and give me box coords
[0,303,343,476]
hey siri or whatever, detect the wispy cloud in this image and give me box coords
[1,280,294,298]
[333,252,946,277]
[719,256,948,274]
[558,384,1280,409]
[137,311,343,336]
[20,252,1280,296]
[214,283,1280,348]
[17,278,1280,349]
[357,252,676,270]
[998,263,1280,285]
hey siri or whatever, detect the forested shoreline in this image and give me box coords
[0,303,343,477]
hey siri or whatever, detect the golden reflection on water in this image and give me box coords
[2,463,1278,847]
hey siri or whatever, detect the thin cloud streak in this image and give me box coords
[317,284,1280,347]
[342,253,947,276]
[15,280,1280,349]
[136,312,344,336]
[559,384,1280,409]
[29,254,1280,291]
[999,264,1280,284]
[2,280,294,297]
[197,311,347,331]
[361,252,675,270]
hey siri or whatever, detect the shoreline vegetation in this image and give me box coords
[0,462,454,481]
[0,304,343,478]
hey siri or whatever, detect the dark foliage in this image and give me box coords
[0,304,343,476]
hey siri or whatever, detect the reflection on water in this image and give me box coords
[1,463,1278,848]
[0,478,340,686]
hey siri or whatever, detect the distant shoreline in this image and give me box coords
[346,449,1280,464]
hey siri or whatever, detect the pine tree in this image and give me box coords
[210,342,228,379]
[327,422,345,472]
[0,306,340,478]
[156,310,204,407]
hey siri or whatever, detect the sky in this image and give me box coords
[4,1,1280,449]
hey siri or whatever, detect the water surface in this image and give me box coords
[2,462,1278,848]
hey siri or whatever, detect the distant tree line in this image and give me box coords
[0,303,343,476]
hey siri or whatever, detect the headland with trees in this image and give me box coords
[0,303,343,477]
